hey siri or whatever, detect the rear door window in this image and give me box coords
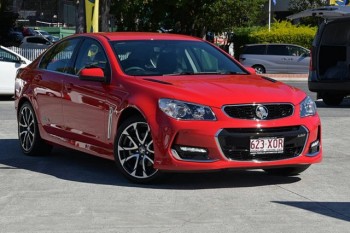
[267,45,289,56]
[39,38,81,74]
[243,45,266,55]
[286,45,309,57]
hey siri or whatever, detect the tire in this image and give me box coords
[252,65,266,74]
[322,94,344,106]
[114,115,162,184]
[18,102,52,156]
[263,165,310,176]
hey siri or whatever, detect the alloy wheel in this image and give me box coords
[117,121,158,180]
[19,105,36,152]
[253,65,265,74]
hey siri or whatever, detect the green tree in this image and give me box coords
[288,0,329,25]
[207,0,267,31]
[100,0,112,32]
[289,0,329,12]
[110,0,268,36]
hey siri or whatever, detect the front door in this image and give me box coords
[61,38,111,157]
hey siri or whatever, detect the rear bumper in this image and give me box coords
[308,71,350,94]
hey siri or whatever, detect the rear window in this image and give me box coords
[27,37,49,44]
[243,45,266,55]
[321,20,350,45]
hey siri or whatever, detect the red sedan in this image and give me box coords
[14,32,322,183]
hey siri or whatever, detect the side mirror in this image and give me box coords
[245,66,256,75]
[16,56,27,64]
[79,67,105,82]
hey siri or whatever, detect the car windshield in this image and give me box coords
[39,31,50,36]
[110,40,247,76]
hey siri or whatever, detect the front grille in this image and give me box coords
[223,104,294,120]
[216,126,307,161]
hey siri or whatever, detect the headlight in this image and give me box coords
[300,96,317,117]
[159,99,216,120]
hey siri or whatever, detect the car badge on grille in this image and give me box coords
[255,105,268,120]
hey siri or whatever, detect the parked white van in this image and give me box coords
[239,43,310,74]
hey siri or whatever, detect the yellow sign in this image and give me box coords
[329,0,350,5]
[85,0,99,32]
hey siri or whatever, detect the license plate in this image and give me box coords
[250,137,284,154]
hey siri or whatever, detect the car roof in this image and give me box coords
[22,35,50,41]
[287,6,350,20]
[71,32,202,42]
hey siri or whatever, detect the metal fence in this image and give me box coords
[9,46,130,62]
[8,47,46,61]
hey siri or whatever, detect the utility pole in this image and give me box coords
[75,0,85,33]
[268,0,271,32]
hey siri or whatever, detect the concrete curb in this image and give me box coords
[263,73,308,81]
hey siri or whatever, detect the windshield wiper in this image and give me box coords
[218,71,247,75]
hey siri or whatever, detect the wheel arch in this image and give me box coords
[17,97,32,116]
[116,107,146,131]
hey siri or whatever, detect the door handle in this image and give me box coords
[33,75,42,82]
[64,83,73,92]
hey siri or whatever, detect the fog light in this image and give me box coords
[172,145,210,161]
[179,146,207,153]
[308,140,320,155]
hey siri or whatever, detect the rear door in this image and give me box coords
[266,45,294,73]
[36,38,81,138]
[239,45,267,67]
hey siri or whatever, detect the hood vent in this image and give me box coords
[261,76,277,83]
[143,78,172,85]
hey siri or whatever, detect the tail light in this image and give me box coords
[309,47,316,71]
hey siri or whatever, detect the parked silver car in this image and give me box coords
[34,29,60,43]
[239,43,310,74]
[19,36,52,49]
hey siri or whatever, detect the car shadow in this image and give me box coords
[0,139,301,189]
[273,201,350,222]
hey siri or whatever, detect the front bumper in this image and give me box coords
[152,108,322,171]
